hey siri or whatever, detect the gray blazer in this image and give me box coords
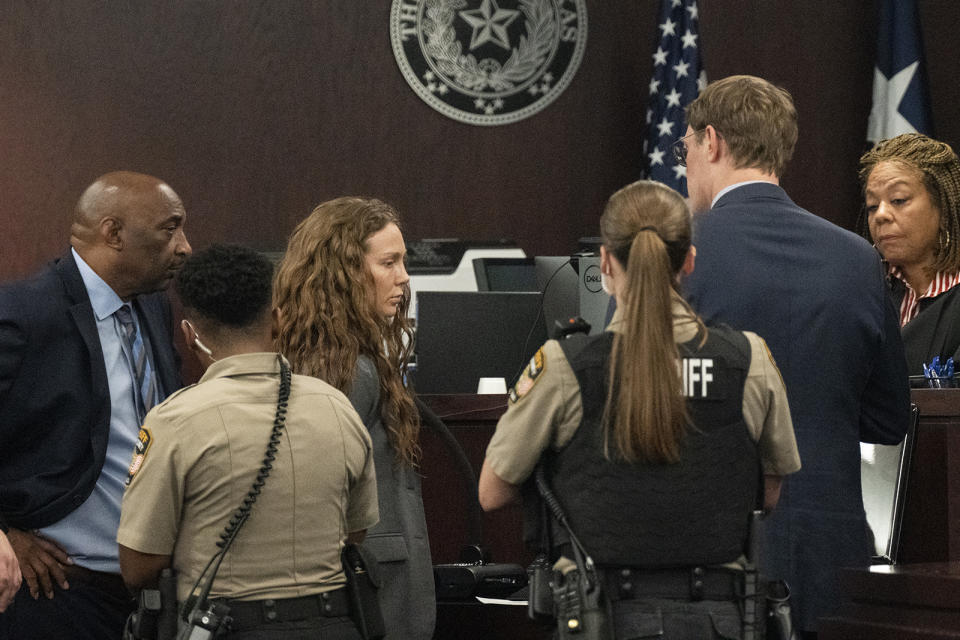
[349,356,435,640]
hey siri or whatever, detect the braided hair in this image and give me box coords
[860,133,960,274]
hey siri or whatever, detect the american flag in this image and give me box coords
[640,0,706,196]
[866,0,932,143]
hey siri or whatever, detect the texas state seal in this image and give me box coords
[391,0,588,126]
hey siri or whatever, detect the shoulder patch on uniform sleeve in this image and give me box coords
[126,427,153,486]
[757,336,785,387]
[509,347,546,403]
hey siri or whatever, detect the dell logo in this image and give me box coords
[583,264,603,293]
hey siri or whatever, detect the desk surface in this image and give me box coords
[910,388,960,416]
[820,562,960,639]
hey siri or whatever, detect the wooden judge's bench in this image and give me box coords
[418,390,960,640]
[820,388,960,639]
[418,394,549,640]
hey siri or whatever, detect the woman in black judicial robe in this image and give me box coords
[861,133,960,376]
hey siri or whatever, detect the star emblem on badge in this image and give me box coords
[459,0,520,51]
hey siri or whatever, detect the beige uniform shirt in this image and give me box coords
[118,353,378,602]
[486,297,801,486]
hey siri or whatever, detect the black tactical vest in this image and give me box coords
[547,326,759,567]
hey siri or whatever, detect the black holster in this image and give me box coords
[527,553,555,623]
[527,466,613,640]
[551,556,612,640]
[742,511,797,640]
[764,580,797,640]
[123,569,178,640]
[342,543,385,640]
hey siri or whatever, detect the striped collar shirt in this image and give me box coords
[889,265,960,327]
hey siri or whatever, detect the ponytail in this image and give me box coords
[603,230,687,463]
[599,180,702,463]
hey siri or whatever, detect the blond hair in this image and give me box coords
[685,75,798,177]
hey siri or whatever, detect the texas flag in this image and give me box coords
[866,0,932,142]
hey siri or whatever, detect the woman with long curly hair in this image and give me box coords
[273,197,433,640]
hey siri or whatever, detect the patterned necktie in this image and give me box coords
[115,304,157,422]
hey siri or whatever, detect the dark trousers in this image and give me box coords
[0,572,133,640]
[611,597,742,640]
[228,615,361,639]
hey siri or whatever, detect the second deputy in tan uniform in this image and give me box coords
[479,181,801,640]
[484,299,800,502]
[118,245,378,640]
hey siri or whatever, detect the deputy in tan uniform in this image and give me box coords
[483,298,800,493]
[118,244,378,639]
[479,181,801,640]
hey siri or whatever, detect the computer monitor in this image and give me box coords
[576,255,611,335]
[473,258,538,292]
[405,239,526,317]
[414,291,546,394]
[534,256,580,337]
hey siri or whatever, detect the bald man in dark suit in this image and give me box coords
[0,172,190,639]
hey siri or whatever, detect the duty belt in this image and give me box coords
[603,566,742,602]
[216,587,351,632]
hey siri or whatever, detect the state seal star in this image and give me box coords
[459,0,520,51]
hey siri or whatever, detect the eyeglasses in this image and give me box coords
[671,129,705,167]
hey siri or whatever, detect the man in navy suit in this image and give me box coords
[0,171,190,639]
[680,75,910,638]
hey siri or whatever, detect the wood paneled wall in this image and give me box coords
[0,1,957,280]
